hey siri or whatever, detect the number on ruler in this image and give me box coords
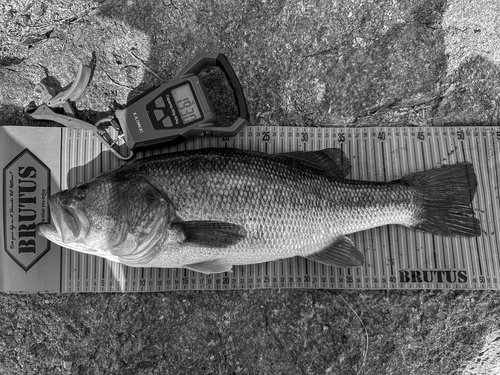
[378,131,385,141]
[338,133,345,143]
[301,132,308,142]
[262,131,270,142]
[417,132,425,141]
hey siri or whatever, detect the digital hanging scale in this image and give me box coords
[26,53,250,159]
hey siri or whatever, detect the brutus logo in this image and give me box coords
[399,269,468,284]
[3,149,51,271]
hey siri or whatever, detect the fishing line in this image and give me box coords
[330,292,369,375]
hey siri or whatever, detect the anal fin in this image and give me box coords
[184,259,233,274]
[306,236,365,267]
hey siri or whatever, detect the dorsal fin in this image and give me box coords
[278,148,351,178]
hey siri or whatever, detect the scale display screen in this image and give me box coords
[171,84,202,124]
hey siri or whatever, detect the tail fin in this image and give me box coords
[403,162,481,237]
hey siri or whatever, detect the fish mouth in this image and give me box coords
[37,194,88,244]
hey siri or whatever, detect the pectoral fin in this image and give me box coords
[306,236,364,267]
[173,221,247,248]
[184,259,233,274]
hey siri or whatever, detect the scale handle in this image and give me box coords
[178,53,249,134]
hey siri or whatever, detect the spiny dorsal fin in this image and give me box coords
[306,235,365,267]
[278,148,351,178]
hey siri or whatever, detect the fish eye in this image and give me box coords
[74,184,88,199]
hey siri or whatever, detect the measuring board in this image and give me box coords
[51,126,500,292]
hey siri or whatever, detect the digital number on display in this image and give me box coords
[171,84,202,124]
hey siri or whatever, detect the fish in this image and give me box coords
[36,148,481,274]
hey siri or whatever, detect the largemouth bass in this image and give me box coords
[37,148,481,274]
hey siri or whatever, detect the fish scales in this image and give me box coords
[148,151,412,262]
[37,148,480,273]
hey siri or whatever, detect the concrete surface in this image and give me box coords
[1,0,500,373]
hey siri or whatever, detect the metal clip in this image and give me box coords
[26,63,134,161]
[95,118,135,161]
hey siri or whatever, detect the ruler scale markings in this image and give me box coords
[101,260,106,292]
[483,132,499,288]
[390,131,401,287]
[85,251,90,291]
[385,130,395,284]
[279,261,285,288]
[438,129,453,270]
[110,261,117,292]
[481,130,498,289]
[476,135,494,286]
[460,130,475,288]
[416,132,427,272]
[427,132,439,271]
[437,130,452,288]
[417,130,428,272]
[369,132,379,287]
[320,263,325,288]
[398,134,410,279]
[294,258,300,289]
[404,132,414,276]
[385,133,396,284]
[166,268,172,291]
[430,129,442,270]
[422,132,433,271]
[488,133,500,287]
[147,268,152,292]
[342,133,355,287]
[160,267,166,292]
[406,133,418,273]
[155,268,160,292]
[378,132,389,286]
[357,134,368,285]
[362,135,374,288]
[66,249,71,291]
[453,132,471,283]
[352,135,367,287]
[448,134,463,271]
[464,136,484,282]
[120,262,127,292]
[112,262,118,291]
[374,134,384,285]
[57,127,500,291]
[100,260,106,292]
[476,135,491,283]
[369,133,379,288]
[301,258,308,288]
[461,134,480,287]
[395,132,406,286]
[130,267,135,292]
